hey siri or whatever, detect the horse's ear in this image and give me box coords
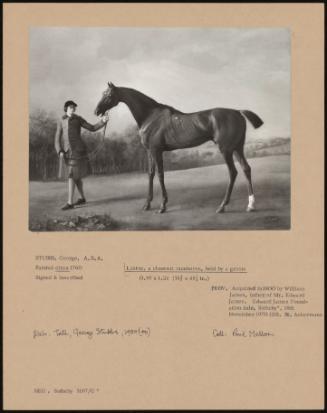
[108,81,116,89]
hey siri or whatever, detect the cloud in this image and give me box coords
[30,27,290,137]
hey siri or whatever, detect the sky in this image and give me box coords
[30,27,290,138]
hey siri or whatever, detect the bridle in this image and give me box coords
[87,90,114,160]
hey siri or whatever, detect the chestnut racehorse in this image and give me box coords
[95,82,264,214]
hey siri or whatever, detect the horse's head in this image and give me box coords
[94,82,120,116]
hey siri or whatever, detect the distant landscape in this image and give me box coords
[164,136,290,171]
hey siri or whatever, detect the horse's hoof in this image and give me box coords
[142,203,151,211]
[157,207,166,214]
[246,206,256,212]
[216,206,225,213]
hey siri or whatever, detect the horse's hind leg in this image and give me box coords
[143,150,156,211]
[234,147,255,212]
[216,151,238,213]
[154,150,168,213]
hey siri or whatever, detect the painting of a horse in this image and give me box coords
[95,82,264,214]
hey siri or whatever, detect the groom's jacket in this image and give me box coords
[54,113,105,158]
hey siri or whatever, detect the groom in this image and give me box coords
[55,100,109,210]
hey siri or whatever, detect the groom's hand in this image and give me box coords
[101,114,109,123]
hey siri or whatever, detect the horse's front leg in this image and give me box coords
[155,151,168,213]
[143,150,155,211]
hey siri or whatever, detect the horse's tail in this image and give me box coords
[241,110,264,129]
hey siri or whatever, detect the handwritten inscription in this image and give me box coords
[33,327,151,340]
[213,328,274,338]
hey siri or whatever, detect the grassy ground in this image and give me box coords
[29,154,290,231]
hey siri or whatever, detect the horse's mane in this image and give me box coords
[158,103,184,115]
[122,87,184,115]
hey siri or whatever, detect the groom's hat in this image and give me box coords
[64,100,78,111]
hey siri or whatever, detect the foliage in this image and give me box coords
[29,109,290,181]
[29,214,120,231]
[29,109,58,180]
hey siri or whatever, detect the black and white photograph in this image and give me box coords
[29,27,290,231]
[5,3,324,411]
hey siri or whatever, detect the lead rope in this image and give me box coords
[88,110,110,161]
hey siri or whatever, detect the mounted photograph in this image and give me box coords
[29,27,290,231]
